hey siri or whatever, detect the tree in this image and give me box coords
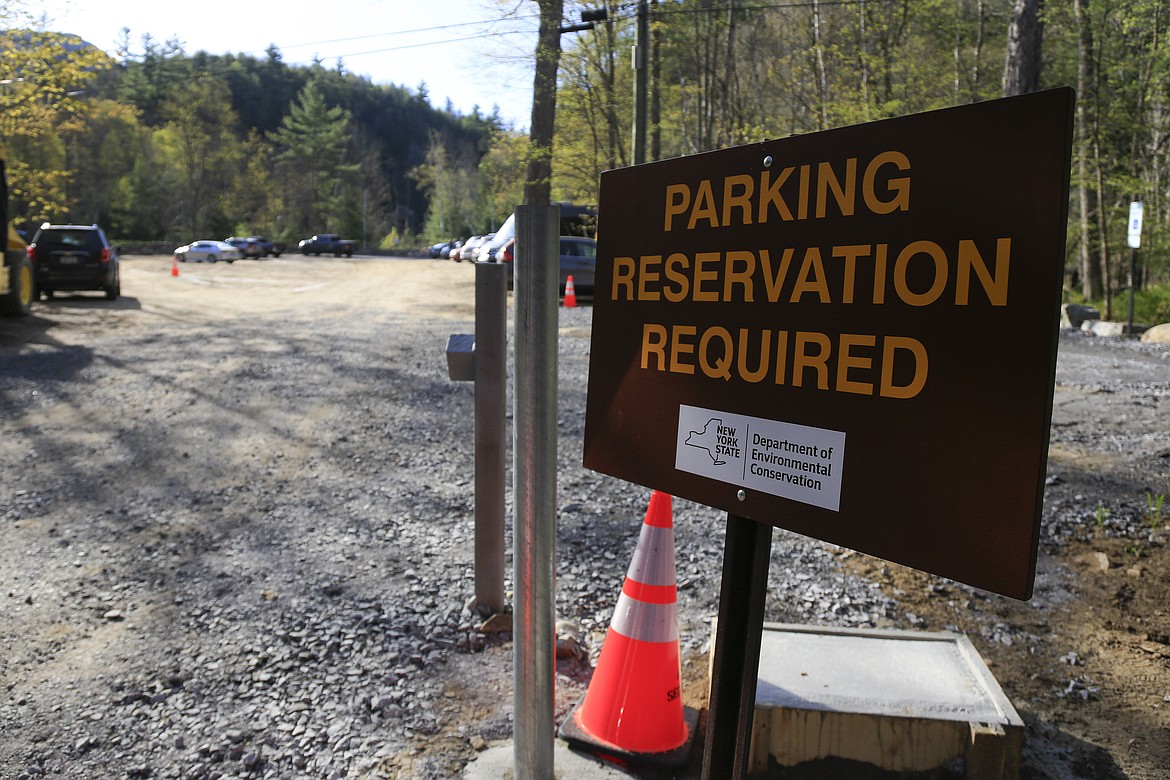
[156,76,244,237]
[556,3,632,201]
[114,34,189,127]
[59,100,143,225]
[0,24,116,224]
[410,130,485,240]
[524,0,565,207]
[1003,0,1043,95]
[226,129,280,237]
[267,81,357,236]
[480,129,528,229]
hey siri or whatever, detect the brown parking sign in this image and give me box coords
[583,89,1075,599]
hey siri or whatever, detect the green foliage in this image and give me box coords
[1079,281,1170,325]
[1137,284,1170,325]
[479,130,528,229]
[411,130,489,241]
[0,3,497,243]
[0,20,118,224]
[267,81,358,237]
[1146,492,1165,530]
[156,76,245,237]
[379,228,401,251]
[7,0,1170,265]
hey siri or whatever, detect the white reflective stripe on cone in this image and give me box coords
[609,591,679,644]
[626,525,677,587]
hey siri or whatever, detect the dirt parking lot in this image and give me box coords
[0,254,1167,779]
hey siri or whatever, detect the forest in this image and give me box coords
[2,0,1169,320]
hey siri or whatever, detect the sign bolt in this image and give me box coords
[736,490,746,501]
[763,155,773,168]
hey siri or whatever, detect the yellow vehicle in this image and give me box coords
[0,146,32,316]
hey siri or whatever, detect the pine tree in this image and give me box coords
[267,81,357,236]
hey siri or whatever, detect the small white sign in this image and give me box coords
[1128,201,1144,249]
[675,404,846,512]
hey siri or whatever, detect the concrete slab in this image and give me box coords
[750,623,1023,776]
[756,624,1016,722]
[462,741,640,779]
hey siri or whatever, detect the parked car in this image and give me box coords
[495,236,597,295]
[174,240,243,263]
[430,238,460,259]
[458,234,493,263]
[248,236,284,257]
[26,222,121,300]
[222,238,262,259]
[447,239,464,261]
[475,215,516,264]
[298,234,355,256]
[225,236,263,258]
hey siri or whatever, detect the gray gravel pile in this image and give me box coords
[12,282,1159,779]
[1,297,895,779]
[1041,330,1170,550]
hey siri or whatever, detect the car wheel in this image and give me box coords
[208,255,218,263]
[104,276,119,301]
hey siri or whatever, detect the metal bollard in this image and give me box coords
[474,261,507,615]
[444,261,508,616]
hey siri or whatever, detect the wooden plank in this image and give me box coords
[764,709,968,772]
[967,721,1023,780]
[736,624,1025,777]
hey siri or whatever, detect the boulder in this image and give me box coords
[1081,320,1150,337]
[1081,319,1127,337]
[1140,322,1170,344]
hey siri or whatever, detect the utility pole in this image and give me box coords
[650,0,661,162]
[632,0,649,165]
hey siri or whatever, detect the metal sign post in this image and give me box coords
[1127,201,1142,337]
[513,204,560,779]
[701,514,772,780]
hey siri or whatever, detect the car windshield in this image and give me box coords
[562,240,596,258]
[39,230,101,251]
[493,214,515,244]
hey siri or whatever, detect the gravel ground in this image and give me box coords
[0,255,1167,780]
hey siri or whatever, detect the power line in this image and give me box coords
[283,28,535,68]
[231,15,540,65]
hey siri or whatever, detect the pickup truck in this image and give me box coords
[298,234,355,257]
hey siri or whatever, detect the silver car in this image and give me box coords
[459,234,494,263]
[174,240,244,263]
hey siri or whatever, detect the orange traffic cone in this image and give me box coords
[559,491,697,767]
[563,274,577,307]
[171,256,180,277]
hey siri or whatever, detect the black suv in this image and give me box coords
[27,223,120,301]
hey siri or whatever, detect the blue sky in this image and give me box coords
[36,0,541,128]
